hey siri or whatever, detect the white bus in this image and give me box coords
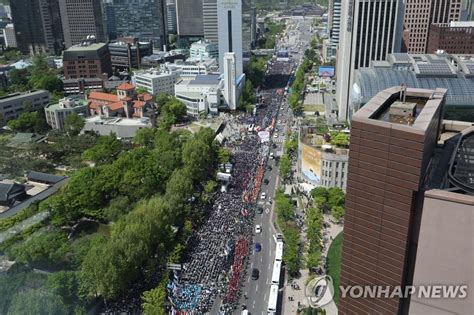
[271,260,281,285]
[267,284,279,314]
[275,241,283,261]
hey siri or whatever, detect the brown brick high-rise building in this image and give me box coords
[403,0,462,53]
[427,21,474,54]
[63,43,112,80]
[339,86,447,313]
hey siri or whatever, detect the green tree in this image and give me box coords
[279,154,291,179]
[141,287,166,315]
[64,113,85,137]
[7,288,68,315]
[7,230,70,268]
[7,112,40,132]
[217,147,230,164]
[46,271,80,305]
[155,92,171,109]
[82,135,122,164]
[275,191,293,223]
[311,186,329,207]
[28,54,63,94]
[327,187,345,209]
[133,128,157,147]
[9,68,29,88]
[331,205,344,221]
[135,87,149,94]
[330,132,349,148]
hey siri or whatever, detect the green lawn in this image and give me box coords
[303,104,325,112]
[327,231,343,304]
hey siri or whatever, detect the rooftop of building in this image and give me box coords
[190,40,217,49]
[424,120,474,195]
[354,53,474,107]
[85,116,151,127]
[355,86,447,131]
[449,21,474,27]
[65,42,108,52]
[171,57,217,67]
[175,74,221,88]
[0,90,48,102]
[46,97,87,110]
[63,43,109,60]
[133,68,177,78]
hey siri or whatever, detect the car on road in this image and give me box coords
[274,133,278,138]
[255,225,262,234]
[255,243,262,252]
[260,192,266,199]
[251,268,260,280]
[263,178,269,185]
[257,207,263,214]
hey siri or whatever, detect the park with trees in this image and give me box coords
[0,123,221,314]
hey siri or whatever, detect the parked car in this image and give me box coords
[260,192,266,200]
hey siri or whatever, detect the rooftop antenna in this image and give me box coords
[400,83,407,103]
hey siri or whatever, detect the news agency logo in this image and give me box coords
[305,278,468,309]
[305,275,335,308]
[339,285,468,299]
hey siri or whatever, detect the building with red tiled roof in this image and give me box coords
[116,82,135,90]
[87,83,155,119]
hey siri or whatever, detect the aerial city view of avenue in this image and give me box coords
[0,0,473,314]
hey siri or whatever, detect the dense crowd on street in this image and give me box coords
[167,60,293,314]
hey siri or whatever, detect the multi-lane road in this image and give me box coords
[237,17,313,315]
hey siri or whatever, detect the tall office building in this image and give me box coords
[223,52,238,110]
[107,0,168,49]
[335,0,405,121]
[328,0,341,57]
[59,0,106,48]
[242,0,254,56]
[218,0,243,78]
[103,0,117,40]
[10,0,63,55]
[339,86,447,314]
[176,0,204,44]
[403,0,462,54]
[461,0,473,20]
[204,0,256,55]
[339,86,474,314]
[203,0,218,44]
[167,0,178,35]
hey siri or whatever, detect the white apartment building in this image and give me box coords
[174,74,223,117]
[190,40,219,59]
[0,90,50,125]
[320,147,349,191]
[164,58,218,77]
[44,97,89,130]
[132,69,179,95]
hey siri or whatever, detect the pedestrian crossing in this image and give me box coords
[272,137,284,144]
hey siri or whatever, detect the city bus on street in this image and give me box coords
[275,241,283,261]
[271,260,281,285]
[267,284,279,314]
